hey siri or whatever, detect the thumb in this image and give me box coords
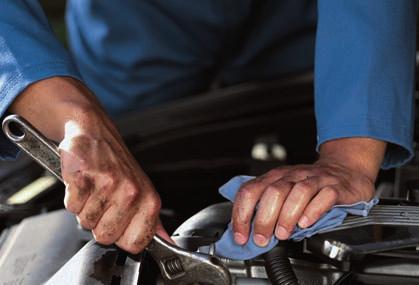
[155,219,175,245]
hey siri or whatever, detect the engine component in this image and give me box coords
[263,244,298,285]
[146,235,231,285]
[173,200,419,285]
[46,239,143,285]
[0,210,91,285]
[307,203,419,263]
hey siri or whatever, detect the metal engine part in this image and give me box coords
[3,200,419,284]
[0,210,91,285]
[171,203,342,285]
[171,201,419,285]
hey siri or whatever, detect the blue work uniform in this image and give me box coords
[0,0,416,169]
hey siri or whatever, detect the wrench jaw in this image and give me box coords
[159,255,231,285]
[147,236,232,285]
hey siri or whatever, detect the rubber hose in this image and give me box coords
[263,243,298,285]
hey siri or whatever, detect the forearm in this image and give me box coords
[318,137,386,183]
[9,77,109,142]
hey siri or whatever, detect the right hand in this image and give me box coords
[10,77,169,253]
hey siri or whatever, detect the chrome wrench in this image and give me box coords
[2,114,231,285]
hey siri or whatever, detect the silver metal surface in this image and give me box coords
[2,114,232,285]
[147,235,231,285]
[46,239,143,285]
[320,205,419,233]
[321,240,352,261]
[2,115,62,182]
[0,210,92,285]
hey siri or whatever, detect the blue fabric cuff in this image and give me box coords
[0,62,82,159]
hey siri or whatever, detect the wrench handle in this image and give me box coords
[2,115,63,182]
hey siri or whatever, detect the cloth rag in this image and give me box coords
[214,175,378,260]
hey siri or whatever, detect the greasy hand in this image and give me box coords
[59,116,167,253]
[232,138,386,247]
[10,77,170,254]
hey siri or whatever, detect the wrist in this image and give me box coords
[9,77,104,142]
[317,137,386,182]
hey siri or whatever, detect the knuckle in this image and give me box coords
[102,171,117,188]
[73,173,93,195]
[277,221,292,233]
[81,205,104,226]
[77,216,94,230]
[293,181,312,195]
[322,186,339,202]
[152,198,162,213]
[97,195,110,209]
[94,172,116,194]
[234,212,252,227]
[123,187,140,206]
[278,212,294,229]
[265,185,282,196]
[237,184,258,200]
[94,233,113,245]
[65,201,79,214]
[146,194,162,214]
[93,228,117,245]
[232,208,248,228]
[254,217,270,230]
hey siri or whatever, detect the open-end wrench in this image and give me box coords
[2,114,231,285]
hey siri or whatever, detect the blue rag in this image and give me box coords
[214,175,378,260]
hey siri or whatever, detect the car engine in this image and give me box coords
[1,76,419,284]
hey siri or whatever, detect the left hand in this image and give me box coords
[231,138,386,247]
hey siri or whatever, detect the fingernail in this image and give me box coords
[298,215,309,228]
[275,226,289,240]
[254,234,269,247]
[234,232,247,245]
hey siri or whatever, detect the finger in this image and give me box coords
[63,171,91,214]
[60,149,87,181]
[77,170,120,229]
[298,185,339,228]
[253,180,292,247]
[231,169,289,245]
[156,219,175,244]
[77,192,110,230]
[92,180,142,245]
[116,203,160,254]
[275,177,321,240]
[92,204,133,245]
[231,181,268,245]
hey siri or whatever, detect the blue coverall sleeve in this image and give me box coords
[315,0,417,169]
[0,1,81,159]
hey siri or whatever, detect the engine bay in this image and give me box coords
[1,77,419,284]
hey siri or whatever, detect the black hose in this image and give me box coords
[263,243,298,285]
